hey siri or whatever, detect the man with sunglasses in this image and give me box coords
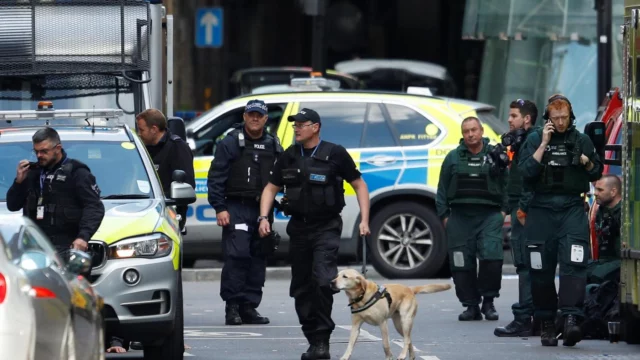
[494,99,538,337]
[258,108,370,360]
[518,94,603,347]
[6,127,105,253]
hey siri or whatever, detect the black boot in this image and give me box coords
[540,320,558,346]
[562,315,582,347]
[481,298,499,321]
[494,318,532,337]
[239,303,270,324]
[225,302,242,325]
[301,337,330,360]
[458,305,482,321]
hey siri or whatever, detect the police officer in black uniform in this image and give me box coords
[207,99,282,326]
[136,108,195,231]
[258,108,371,360]
[6,127,105,253]
[588,174,622,285]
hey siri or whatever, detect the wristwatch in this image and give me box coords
[257,216,269,223]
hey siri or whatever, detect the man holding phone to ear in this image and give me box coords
[518,94,603,347]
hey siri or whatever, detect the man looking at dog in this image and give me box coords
[258,108,370,360]
[494,99,538,337]
[436,116,508,322]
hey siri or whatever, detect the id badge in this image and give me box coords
[37,206,44,220]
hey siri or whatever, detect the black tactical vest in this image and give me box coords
[25,158,89,245]
[224,129,282,199]
[280,142,346,217]
[595,204,621,260]
[534,128,590,194]
[446,144,503,206]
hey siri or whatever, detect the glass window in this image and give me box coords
[385,103,442,147]
[192,103,287,156]
[609,124,623,176]
[297,101,366,149]
[0,140,153,201]
[363,103,395,148]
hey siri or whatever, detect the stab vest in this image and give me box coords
[224,129,282,199]
[595,204,621,260]
[25,158,89,245]
[534,128,590,194]
[280,142,346,217]
[447,144,503,206]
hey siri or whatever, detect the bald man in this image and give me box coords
[588,174,622,285]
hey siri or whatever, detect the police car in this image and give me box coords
[184,77,508,279]
[0,103,195,360]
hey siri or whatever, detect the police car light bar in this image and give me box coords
[290,77,341,90]
[0,108,125,126]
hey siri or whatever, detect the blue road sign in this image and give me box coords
[195,7,223,48]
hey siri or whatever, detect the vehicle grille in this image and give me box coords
[88,241,107,269]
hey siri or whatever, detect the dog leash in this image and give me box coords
[361,235,368,279]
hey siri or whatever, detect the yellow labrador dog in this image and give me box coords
[331,268,451,360]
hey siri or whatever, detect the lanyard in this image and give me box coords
[300,139,322,158]
[40,157,69,194]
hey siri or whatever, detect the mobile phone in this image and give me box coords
[28,162,38,169]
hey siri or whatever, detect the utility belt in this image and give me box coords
[289,211,340,224]
[225,195,261,205]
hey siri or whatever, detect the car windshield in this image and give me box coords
[0,75,137,126]
[0,139,153,201]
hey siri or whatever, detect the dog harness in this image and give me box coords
[348,285,392,314]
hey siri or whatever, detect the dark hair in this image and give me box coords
[602,174,622,192]
[32,127,61,145]
[510,99,538,126]
[136,108,167,131]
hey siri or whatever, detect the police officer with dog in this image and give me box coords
[207,99,282,326]
[436,116,509,322]
[518,94,603,347]
[588,174,622,285]
[258,108,370,360]
[494,99,538,337]
[7,127,105,253]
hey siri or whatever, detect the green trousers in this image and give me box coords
[447,205,504,307]
[509,204,534,321]
[586,259,621,285]
[525,204,589,320]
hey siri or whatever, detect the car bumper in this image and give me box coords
[89,250,178,342]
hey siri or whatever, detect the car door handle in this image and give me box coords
[365,155,397,166]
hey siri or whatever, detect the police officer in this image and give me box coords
[588,174,622,285]
[436,116,508,322]
[258,108,370,360]
[6,127,105,253]
[494,99,537,337]
[136,108,195,231]
[518,94,603,347]
[207,99,282,326]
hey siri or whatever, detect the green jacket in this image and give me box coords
[595,200,621,260]
[436,137,509,220]
[506,127,534,213]
[518,126,603,209]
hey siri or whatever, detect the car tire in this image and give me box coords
[367,201,446,279]
[143,271,184,360]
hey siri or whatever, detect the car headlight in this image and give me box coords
[108,233,173,259]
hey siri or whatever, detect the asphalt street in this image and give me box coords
[105,275,640,360]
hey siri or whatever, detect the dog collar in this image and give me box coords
[348,285,392,314]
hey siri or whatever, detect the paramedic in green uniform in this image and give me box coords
[436,116,509,322]
[588,174,622,285]
[494,99,537,337]
[518,94,603,347]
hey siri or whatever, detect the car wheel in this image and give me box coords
[61,315,76,360]
[368,201,447,279]
[143,271,184,360]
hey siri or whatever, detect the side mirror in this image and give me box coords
[168,117,186,141]
[64,249,92,275]
[18,250,52,270]
[583,121,606,160]
[170,169,196,205]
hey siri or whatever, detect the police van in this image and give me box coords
[184,77,508,279]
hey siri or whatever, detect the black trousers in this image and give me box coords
[287,215,342,342]
[220,199,267,307]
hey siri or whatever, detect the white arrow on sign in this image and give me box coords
[200,11,219,45]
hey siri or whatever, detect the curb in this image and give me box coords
[182,264,522,282]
